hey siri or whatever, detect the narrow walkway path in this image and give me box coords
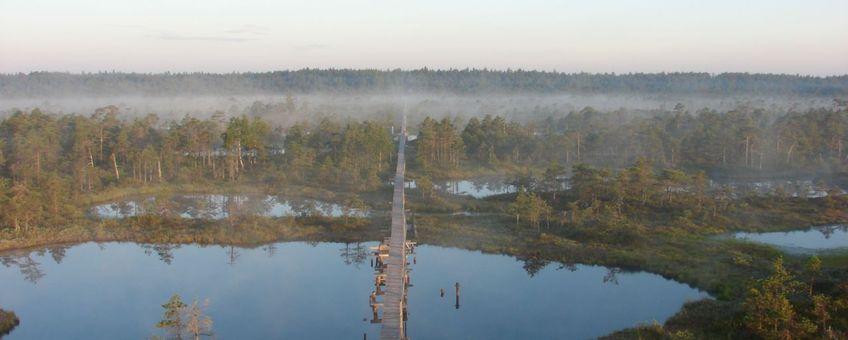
[379,115,408,340]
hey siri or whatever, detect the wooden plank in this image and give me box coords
[380,115,408,340]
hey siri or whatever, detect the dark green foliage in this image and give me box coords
[743,257,815,338]
[0,109,397,231]
[0,308,19,337]
[157,294,187,338]
[416,117,464,171]
[3,71,847,97]
[508,190,551,227]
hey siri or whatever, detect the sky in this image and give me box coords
[1,0,846,75]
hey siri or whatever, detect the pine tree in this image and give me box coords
[157,294,187,340]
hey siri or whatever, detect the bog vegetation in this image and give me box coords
[0,98,846,339]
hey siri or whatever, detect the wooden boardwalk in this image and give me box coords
[379,115,409,340]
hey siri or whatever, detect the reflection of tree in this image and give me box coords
[339,242,368,267]
[47,245,69,264]
[20,256,45,284]
[603,268,622,285]
[235,195,273,217]
[291,199,318,217]
[815,225,847,239]
[223,195,243,219]
[226,246,240,266]
[114,200,137,218]
[142,244,179,264]
[1,253,46,284]
[486,179,512,194]
[818,226,835,239]
[195,195,220,219]
[318,202,334,217]
[519,255,549,277]
[262,244,277,257]
[472,181,485,194]
[140,197,157,216]
[173,195,204,219]
[556,263,578,272]
[154,194,179,219]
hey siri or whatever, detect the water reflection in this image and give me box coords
[603,268,622,285]
[0,242,707,339]
[225,246,241,265]
[141,244,179,265]
[731,225,848,252]
[0,254,45,284]
[711,179,845,198]
[441,179,517,198]
[517,255,549,277]
[340,242,369,267]
[406,178,517,198]
[91,194,367,219]
[409,176,845,200]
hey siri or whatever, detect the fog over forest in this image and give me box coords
[1,70,846,126]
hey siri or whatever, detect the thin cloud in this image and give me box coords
[224,24,269,36]
[293,43,329,50]
[106,24,148,29]
[148,24,270,42]
[154,33,252,42]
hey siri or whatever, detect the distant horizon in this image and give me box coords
[3,68,848,78]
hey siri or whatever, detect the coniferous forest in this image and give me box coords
[2,70,847,97]
[1,100,846,232]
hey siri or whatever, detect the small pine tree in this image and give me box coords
[805,255,822,296]
[157,294,187,340]
[743,257,815,339]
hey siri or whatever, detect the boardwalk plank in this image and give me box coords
[380,116,408,340]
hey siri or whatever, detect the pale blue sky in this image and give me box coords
[1,0,845,75]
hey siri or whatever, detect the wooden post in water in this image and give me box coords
[455,282,461,309]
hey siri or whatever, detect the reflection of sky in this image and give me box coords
[91,194,363,219]
[443,180,516,199]
[711,179,841,198]
[0,242,382,339]
[408,246,707,339]
[0,242,706,339]
[734,225,848,250]
[407,178,517,198]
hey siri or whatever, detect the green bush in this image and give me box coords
[0,309,19,336]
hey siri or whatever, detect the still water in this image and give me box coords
[91,194,364,219]
[0,242,707,339]
[731,225,848,252]
[405,178,516,198]
[440,180,516,198]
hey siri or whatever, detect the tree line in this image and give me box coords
[1,103,846,231]
[413,103,848,175]
[3,70,847,97]
[0,107,394,231]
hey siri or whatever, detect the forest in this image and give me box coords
[2,70,848,97]
[418,103,848,177]
[0,102,847,232]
